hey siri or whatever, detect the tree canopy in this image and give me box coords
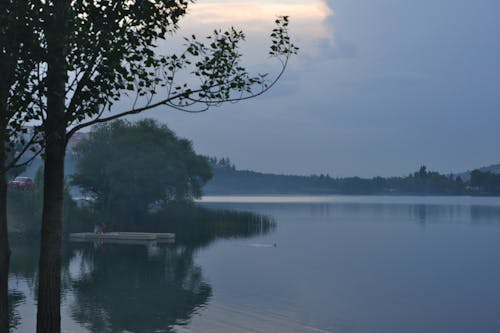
[0,2,45,329]
[0,1,297,330]
[469,170,500,194]
[72,119,212,221]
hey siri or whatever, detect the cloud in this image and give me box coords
[178,0,337,69]
[187,1,332,25]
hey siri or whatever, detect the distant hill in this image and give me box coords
[456,163,500,182]
[204,167,338,195]
[204,159,464,195]
[20,152,500,196]
[204,158,500,196]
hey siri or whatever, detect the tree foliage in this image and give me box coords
[469,170,500,194]
[10,2,297,331]
[0,2,45,330]
[72,119,212,220]
[2,1,298,168]
[0,0,44,161]
[19,1,297,139]
[0,1,39,120]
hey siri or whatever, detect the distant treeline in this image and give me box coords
[204,158,500,196]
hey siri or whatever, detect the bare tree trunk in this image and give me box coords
[0,24,13,333]
[36,130,66,333]
[0,63,13,330]
[36,1,68,332]
[0,127,10,333]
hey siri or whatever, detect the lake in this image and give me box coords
[9,195,500,332]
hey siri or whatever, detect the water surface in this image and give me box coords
[10,195,500,333]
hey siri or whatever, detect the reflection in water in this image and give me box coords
[8,204,275,332]
[69,244,210,333]
[414,204,427,225]
[194,198,500,333]
[203,199,500,226]
[8,291,25,331]
[8,197,500,332]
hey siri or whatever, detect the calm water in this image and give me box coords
[9,195,500,333]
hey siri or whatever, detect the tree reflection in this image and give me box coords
[8,291,25,331]
[68,244,211,333]
[8,204,275,332]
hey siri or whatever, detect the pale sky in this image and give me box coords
[127,0,500,177]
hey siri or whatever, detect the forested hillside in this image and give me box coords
[204,158,500,196]
[22,155,500,196]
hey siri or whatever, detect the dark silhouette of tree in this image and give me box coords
[25,1,297,331]
[469,170,500,194]
[0,0,45,329]
[71,119,212,225]
[417,165,427,178]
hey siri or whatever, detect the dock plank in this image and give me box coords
[70,232,175,241]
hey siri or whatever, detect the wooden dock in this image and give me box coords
[69,232,175,242]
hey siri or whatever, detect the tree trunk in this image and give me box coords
[0,129,10,333]
[0,66,12,331]
[36,1,68,332]
[36,130,66,333]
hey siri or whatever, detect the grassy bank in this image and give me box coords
[70,202,275,247]
[8,189,275,247]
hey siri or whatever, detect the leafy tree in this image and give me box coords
[29,1,297,331]
[71,119,212,225]
[417,165,427,178]
[0,1,44,329]
[469,170,500,194]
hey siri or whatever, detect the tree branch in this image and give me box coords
[0,132,42,175]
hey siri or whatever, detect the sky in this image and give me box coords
[127,0,500,177]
